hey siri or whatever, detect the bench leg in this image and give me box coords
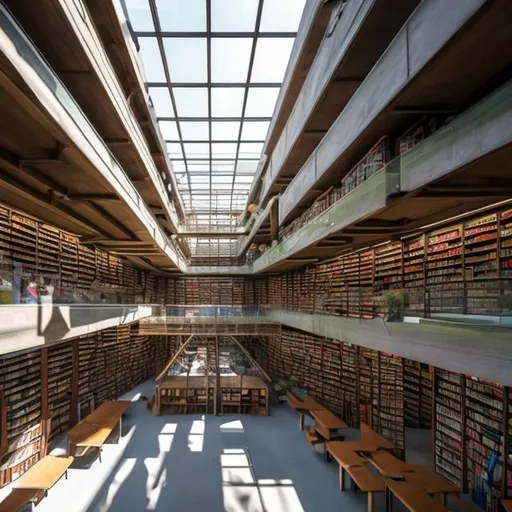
[299,413,304,431]
[385,487,393,512]
[99,448,102,463]
[119,417,122,439]
[368,492,374,512]
[340,466,345,491]
[442,494,447,507]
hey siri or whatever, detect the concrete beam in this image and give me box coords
[263,309,512,387]
[278,0,487,224]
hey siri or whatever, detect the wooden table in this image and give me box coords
[0,489,39,512]
[311,409,347,440]
[326,441,373,491]
[86,401,131,426]
[360,422,395,450]
[502,499,512,512]
[286,392,324,430]
[385,480,450,512]
[13,456,74,491]
[403,465,460,505]
[345,465,386,512]
[367,449,414,477]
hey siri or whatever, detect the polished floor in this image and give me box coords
[0,379,478,512]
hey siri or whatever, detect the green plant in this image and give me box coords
[382,290,404,322]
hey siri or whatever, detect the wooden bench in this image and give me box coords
[360,422,395,450]
[326,441,371,491]
[385,480,450,512]
[403,465,459,506]
[0,455,74,511]
[311,409,347,442]
[286,392,324,430]
[345,464,386,512]
[367,449,414,477]
[67,400,131,459]
[0,489,39,512]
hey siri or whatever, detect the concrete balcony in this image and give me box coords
[259,0,421,204]
[0,4,187,271]
[279,0,512,225]
[3,0,181,233]
[0,304,156,355]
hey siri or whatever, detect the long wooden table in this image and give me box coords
[360,423,395,450]
[367,449,414,477]
[13,456,74,491]
[502,500,512,512]
[345,465,386,512]
[67,401,131,459]
[286,392,324,430]
[402,465,459,505]
[385,480,450,512]
[0,489,39,512]
[311,409,347,441]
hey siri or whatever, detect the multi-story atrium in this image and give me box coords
[1,1,512,511]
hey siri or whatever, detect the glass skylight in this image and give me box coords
[124,0,307,212]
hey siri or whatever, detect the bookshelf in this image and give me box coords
[374,241,403,316]
[403,235,426,316]
[403,360,432,428]
[464,376,504,510]
[433,368,465,488]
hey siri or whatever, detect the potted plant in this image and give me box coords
[382,290,404,322]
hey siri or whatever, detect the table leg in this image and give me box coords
[442,494,447,507]
[299,413,304,431]
[385,488,393,512]
[119,417,122,439]
[340,466,345,492]
[99,447,102,463]
[368,492,374,512]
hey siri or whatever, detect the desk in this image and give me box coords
[345,465,386,512]
[13,456,74,491]
[403,465,459,505]
[367,450,413,477]
[502,500,512,512]
[67,420,117,459]
[326,441,371,491]
[286,392,324,430]
[0,489,39,512]
[87,401,131,426]
[360,422,395,450]
[385,480,450,512]
[311,409,347,440]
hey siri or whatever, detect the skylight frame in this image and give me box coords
[128,0,301,213]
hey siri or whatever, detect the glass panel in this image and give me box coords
[260,0,307,32]
[159,120,179,139]
[241,121,270,141]
[125,0,154,32]
[180,121,209,141]
[236,160,259,173]
[238,143,264,159]
[156,0,206,31]
[138,38,166,81]
[211,0,258,32]
[212,143,238,158]
[212,161,236,173]
[166,142,183,158]
[211,175,234,184]
[149,87,174,117]
[163,38,207,82]
[184,143,210,159]
[212,122,240,141]
[188,162,210,173]
[245,87,279,116]
[251,38,294,83]
[173,88,208,117]
[211,38,252,82]
[234,175,255,184]
[171,160,187,173]
[211,88,245,117]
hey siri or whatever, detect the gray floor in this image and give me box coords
[0,379,479,512]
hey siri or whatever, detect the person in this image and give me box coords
[21,280,39,304]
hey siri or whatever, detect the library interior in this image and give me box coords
[1,0,512,511]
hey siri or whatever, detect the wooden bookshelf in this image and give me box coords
[403,360,432,428]
[433,368,465,488]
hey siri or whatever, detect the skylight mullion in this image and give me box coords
[133,31,296,38]
[160,117,272,122]
[148,0,191,195]
[230,0,264,211]
[206,0,213,217]
[147,82,281,88]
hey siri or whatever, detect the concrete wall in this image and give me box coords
[263,309,512,387]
